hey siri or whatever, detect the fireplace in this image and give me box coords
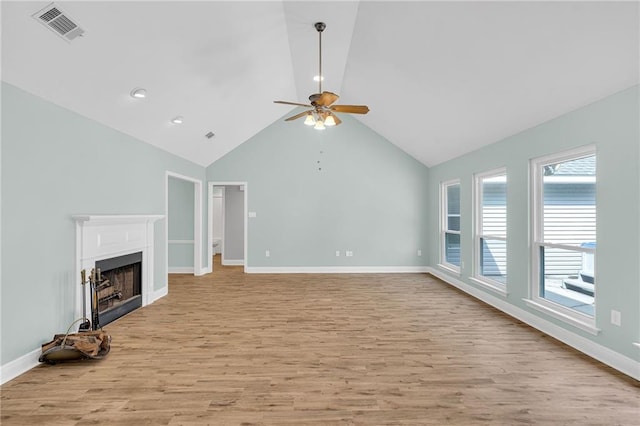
[95,251,143,327]
[73,214,163,330]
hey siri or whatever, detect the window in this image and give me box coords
[440,180,461,272]
[530,146,596,328]
[474,169,507,290]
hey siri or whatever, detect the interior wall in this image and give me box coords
[168,176,195,271]
[211,186,223,254]
[207,111,430,269]
[426,85,640,362]
[223,186,245,263]
[1,82,206,369]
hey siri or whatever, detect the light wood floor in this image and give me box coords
[1,256,638,425]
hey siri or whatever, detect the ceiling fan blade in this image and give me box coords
[285,110,312,121]
[332,114,342,125]
[330,105,370,114]
[274,100,312,107]
[316,91,339,106]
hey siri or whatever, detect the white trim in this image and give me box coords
[1,285,169,385]
[168,267,195,274]
[207,182,214,272]
[523,298,600,336]
[530,146,597,329]
[440,179,461,273]
[222,259,244,266]
[427,267,639,381]
[165,171,204,278]
[0,347,41,385]
[73,214,162,321]
[469,277,508,297]
[633,342,640,350]
[246,266,430,274]
[437,263,460,276]
[208,181,248,273]
[535,241,595,253]
[533,144,597,169]
[473,168,508,288]
[168,239,195,244]
[73,215,164,224]
[151,285,168,303]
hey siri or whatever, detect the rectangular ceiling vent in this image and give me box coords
[32,3,85,42]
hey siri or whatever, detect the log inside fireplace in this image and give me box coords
[94,251,142,327]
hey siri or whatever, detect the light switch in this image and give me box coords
[248,212,257,218]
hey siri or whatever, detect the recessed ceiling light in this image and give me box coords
[313,75,324,82]
[171,116,184,124]
[130,88,146,99]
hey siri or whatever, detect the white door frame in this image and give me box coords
[166,171,204,276]
[207,181,248,273]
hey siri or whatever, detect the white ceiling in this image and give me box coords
[2,1,638,168]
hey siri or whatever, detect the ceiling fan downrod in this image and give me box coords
[315,22,325,93]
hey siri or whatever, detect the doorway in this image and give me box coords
[166,172,203,276]
[207,182,248,272]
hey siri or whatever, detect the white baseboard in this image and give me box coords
[246,266,430,274]
[2,286,171,385]
[150,285,168,303]
[222,259,244,266]
[426,267,640,381]
[196,266,211,276]
[0,347,41,385]
[168,267,194,274]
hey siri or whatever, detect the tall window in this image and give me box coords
[440,180,461,272]
[474,169,507,289]
[531,146,596,326]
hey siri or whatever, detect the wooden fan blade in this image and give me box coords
[285,110,312,121]
[274,100,312,107]
[317,91,339,106]
[332,114,342,125]
[330,104,370,114]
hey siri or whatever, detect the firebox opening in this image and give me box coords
[95,251,142,327]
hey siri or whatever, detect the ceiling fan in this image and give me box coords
[274,22,370,130]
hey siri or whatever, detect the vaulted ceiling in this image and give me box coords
[2,1,638,167]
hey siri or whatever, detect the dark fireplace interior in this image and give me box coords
[95,251,142,327]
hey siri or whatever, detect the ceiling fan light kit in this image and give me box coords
[274,22,369,130]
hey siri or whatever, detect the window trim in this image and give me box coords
[440,179,461,273]
[473,168,507,291]
[529,145,596,328]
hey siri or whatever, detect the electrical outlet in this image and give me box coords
[335,251,340,257]
[265,250,270,258]
[346,251,353,257]
[417,249,422,256]
[611,310,621,326]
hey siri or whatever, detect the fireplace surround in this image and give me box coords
[73,215,163,327]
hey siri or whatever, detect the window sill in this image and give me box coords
[437,264,460,276]
[523,298,600,336]
[469,277,508,297]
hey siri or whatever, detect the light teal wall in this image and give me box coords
[223,186,244,261]
[426,85,640,360]
[207,112,430,268]
[1,83,206,365]
[168,176,195,268]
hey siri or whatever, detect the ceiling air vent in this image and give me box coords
[32,3,85,42]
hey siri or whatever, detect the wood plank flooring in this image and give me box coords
[2,256,638,425]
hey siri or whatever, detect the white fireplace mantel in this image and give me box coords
[73,214,164,324]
